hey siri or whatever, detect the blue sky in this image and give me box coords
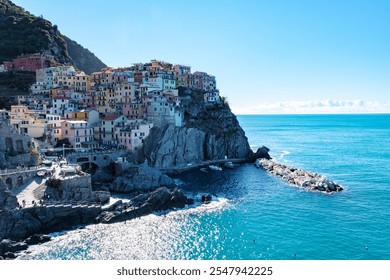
[12,0,390,114]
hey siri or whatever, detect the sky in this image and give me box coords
[11,0,390,114]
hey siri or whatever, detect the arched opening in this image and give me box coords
[5,177,12,188]
[16,140,24,153]
[80,162,99,175]
[77,157,89,162]
[17,176,23,187]
[5,137,14,154]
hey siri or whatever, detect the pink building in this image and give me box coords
[117,122,153,151]
[3,53,55,71]
[122,102,145,120]
[61,120,94,149]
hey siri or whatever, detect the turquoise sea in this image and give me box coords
[19,114,390,260]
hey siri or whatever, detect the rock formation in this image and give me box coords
[257,159,343,193]
[140,125,207,168]
[96,187,193,224]
[139,91,253,168]
[254,146,272,160]
[110,162,174,193]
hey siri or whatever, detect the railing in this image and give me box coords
[0,165,44,175]
[66,148,126,158]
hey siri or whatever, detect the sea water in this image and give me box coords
[19,114,390,260]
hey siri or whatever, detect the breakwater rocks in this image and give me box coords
[256,159,343,193]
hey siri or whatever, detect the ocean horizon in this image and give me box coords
[18,113,390,260]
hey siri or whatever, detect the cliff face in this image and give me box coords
[139,91,253,168]
[0,181,17,210]
[0,0,106,74]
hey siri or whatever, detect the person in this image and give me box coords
[22,199,26,207]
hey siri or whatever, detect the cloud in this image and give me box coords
[231,100,390,114]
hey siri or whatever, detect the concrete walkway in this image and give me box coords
[12,163,61,208]
[14,177,46,207]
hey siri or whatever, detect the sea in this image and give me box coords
[18,114,390,260]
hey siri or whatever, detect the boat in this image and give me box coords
[224,161,237,169]
[209,165,222,171]
[36,170,46,177]
[200,167,209,173]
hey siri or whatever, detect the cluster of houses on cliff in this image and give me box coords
[1,58,221,151]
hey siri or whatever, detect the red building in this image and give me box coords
[3,53,55,71]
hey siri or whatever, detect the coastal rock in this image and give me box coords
[141,125,206,168]
[110,163,174,193]
[24,234,51,245]
[254,146,272,160]
[0,239,28,257]
[201,194,212,203]
[139,93,253,168]
[89,191,110,204]
[258,159,343,193]
[96,187,193,224]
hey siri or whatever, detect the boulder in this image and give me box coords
[201,194,212,203]
[254,146,272,160]
[0,239,28,256]
[110,163,174,193]
[24,234,51,245]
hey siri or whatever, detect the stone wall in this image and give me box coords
[45,173,93,202]
[0,121,38,168]
[0,167,41,191]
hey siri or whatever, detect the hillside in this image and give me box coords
[64,36,106,75]
[0,0,106,74]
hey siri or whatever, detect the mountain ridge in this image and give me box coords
[0,0,106,74]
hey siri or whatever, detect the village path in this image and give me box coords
[13,163,61,207]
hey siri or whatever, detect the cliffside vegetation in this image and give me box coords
[0,71,35,91]
[0,0,106,73]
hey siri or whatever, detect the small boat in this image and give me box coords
[224,161,237,169]
[36,171,46,177]
[209,165,222,171]
[200,167,209,173]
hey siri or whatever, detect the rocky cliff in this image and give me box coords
[0,180,17,210]
[110,162,174,193]
[139,91,253,168]
[0,0,106,74]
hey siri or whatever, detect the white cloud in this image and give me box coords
[231,100,390,114]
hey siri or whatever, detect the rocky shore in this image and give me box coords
[0,184,194,259]
[256,158,343,193]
